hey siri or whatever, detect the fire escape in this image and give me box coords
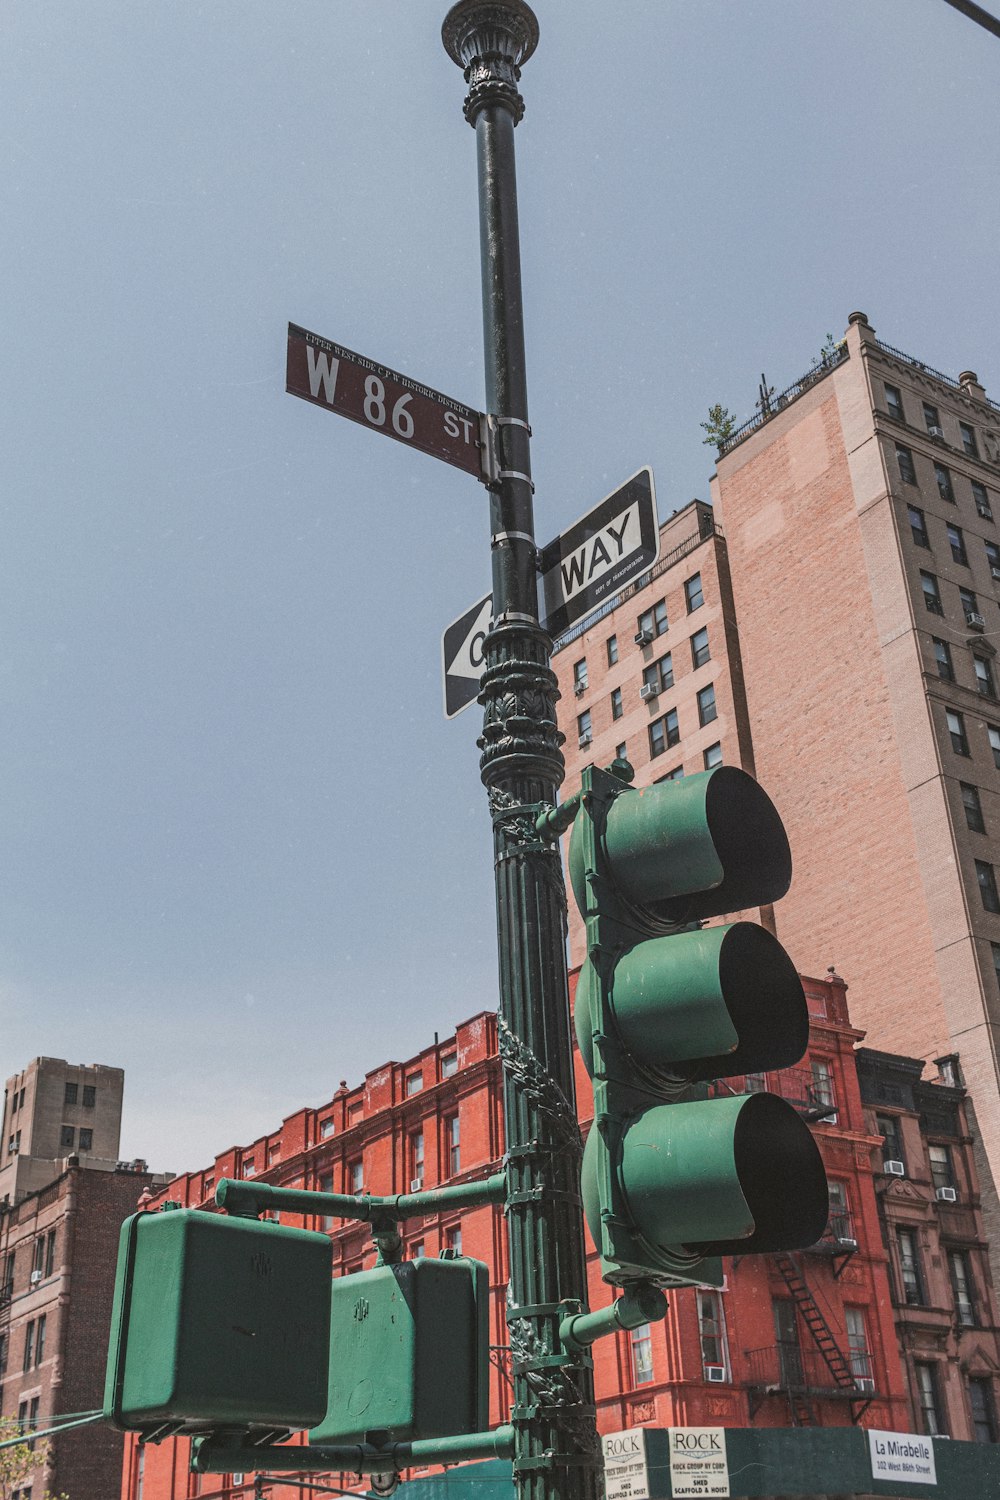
[740,1066,876,1427]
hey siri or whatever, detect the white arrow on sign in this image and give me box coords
[441,593,493,719]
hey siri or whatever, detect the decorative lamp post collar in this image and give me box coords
[442,0,539,123]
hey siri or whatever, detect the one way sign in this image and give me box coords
[442,593,493,719]
[442,468,659,717]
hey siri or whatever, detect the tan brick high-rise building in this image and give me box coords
[709,312,1000,1248]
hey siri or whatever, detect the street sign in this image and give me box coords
[537,466,659,638]
[286,323,492,482]
[443,467,659,716]
[442,594,493,719]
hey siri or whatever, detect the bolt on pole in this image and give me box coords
[441,6,601,1500]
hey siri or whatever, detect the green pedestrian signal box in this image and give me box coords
[568,763,828,1289]
[104,1206,332,1438]
[312,1254,490,1445]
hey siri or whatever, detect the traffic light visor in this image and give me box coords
[569,767,792,929]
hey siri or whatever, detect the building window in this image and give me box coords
[773,1298,803,1385]
[615,742,627,761]
[884,383,904,420]
[441,1052,458,1078]
[82,1085,95,1108]
[60,1126,74,1150]
[444,1224,462,1256]
[33,1238,44,1277]
[908,505,929,548]
[697,1290,728,1377]
[320,1118,335,1139]
[921,572,943,614]
[933,638,954,681]
[960,586,980,620]
[961,783,987,833]
[409,1239,425,1260]
[989,726,1000,769]
[697,684,717,727]
[916,1362,945,1436]
[928,1143,954,1191]
[690,626,710,669]
[655,766,685,783]
[607,635,618,666]
[948,1250,977,1327]
[828,1180,852,1241]
[976,657,997,699]
[347,1101,363,1124]
[446,1115,460,1177]
[405,1072,423,1097]
[947,521,968,565]
[897,1228,924,1304]
[27,1395,39,1449]
[611,687,623,720]
[573,658,588,693]
[643,653,673,695]
[960,421,979,459]
[408,1131,425,1187]
[637,600,668,640]
[628,1323,654,1386]
[744,1071,767,1093]
[349,1159,364,1194]
[810,1059,836,1118]
[896,444,917,484]
[878,1114,905,1171]
[845,1307,871,1381]
[937,464,956,505]
[34,1314,45,1367]
[64,1082,78,1105]
[977,859,1000,913]
[986,540,1000,572]
[923,401,942,435]
[684,573,704,613]
[578,710,592,746]
[0,1331,7,1377]
[242,1156,255,1177]
[649,710,679,758]
[703,742,722,770]
[968,1378,998,1443]
[44,1231,55,1278]
[318,1171,335,1231]
[947,709,970,757]
[973,480,993,520]
[23,1321,34,1372]
[78,1128,93,1152]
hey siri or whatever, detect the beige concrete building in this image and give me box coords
[1,1057,125,1204]
[551,498,756,969]
[709,313,1000,1252]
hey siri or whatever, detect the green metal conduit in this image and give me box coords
[192,1425,516,1475]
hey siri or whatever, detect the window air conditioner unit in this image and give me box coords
[574,682,586,697]
[578,734,592,749]
[232,1475,245,1487]
[704,1365,727,1384]
[30,1270,42,1285]
[639,682,659,701]
[928,425,944,440]
[980,504,995,520]
[967,612,986,630]
[409,1177,423,1193]
[634,629,654,646]
[884,1159,906,1176]
[854,1377,876,1394]
[991,567,1000,582]
[836,1235,858,1249]
[936,1186,957,1203]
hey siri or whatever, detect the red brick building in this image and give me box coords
[0,1161,159,1500]
[122,971,920,1500]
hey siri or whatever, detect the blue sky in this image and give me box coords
[1,1,998,1173]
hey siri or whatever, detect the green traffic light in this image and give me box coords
[567,761,829,1287]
